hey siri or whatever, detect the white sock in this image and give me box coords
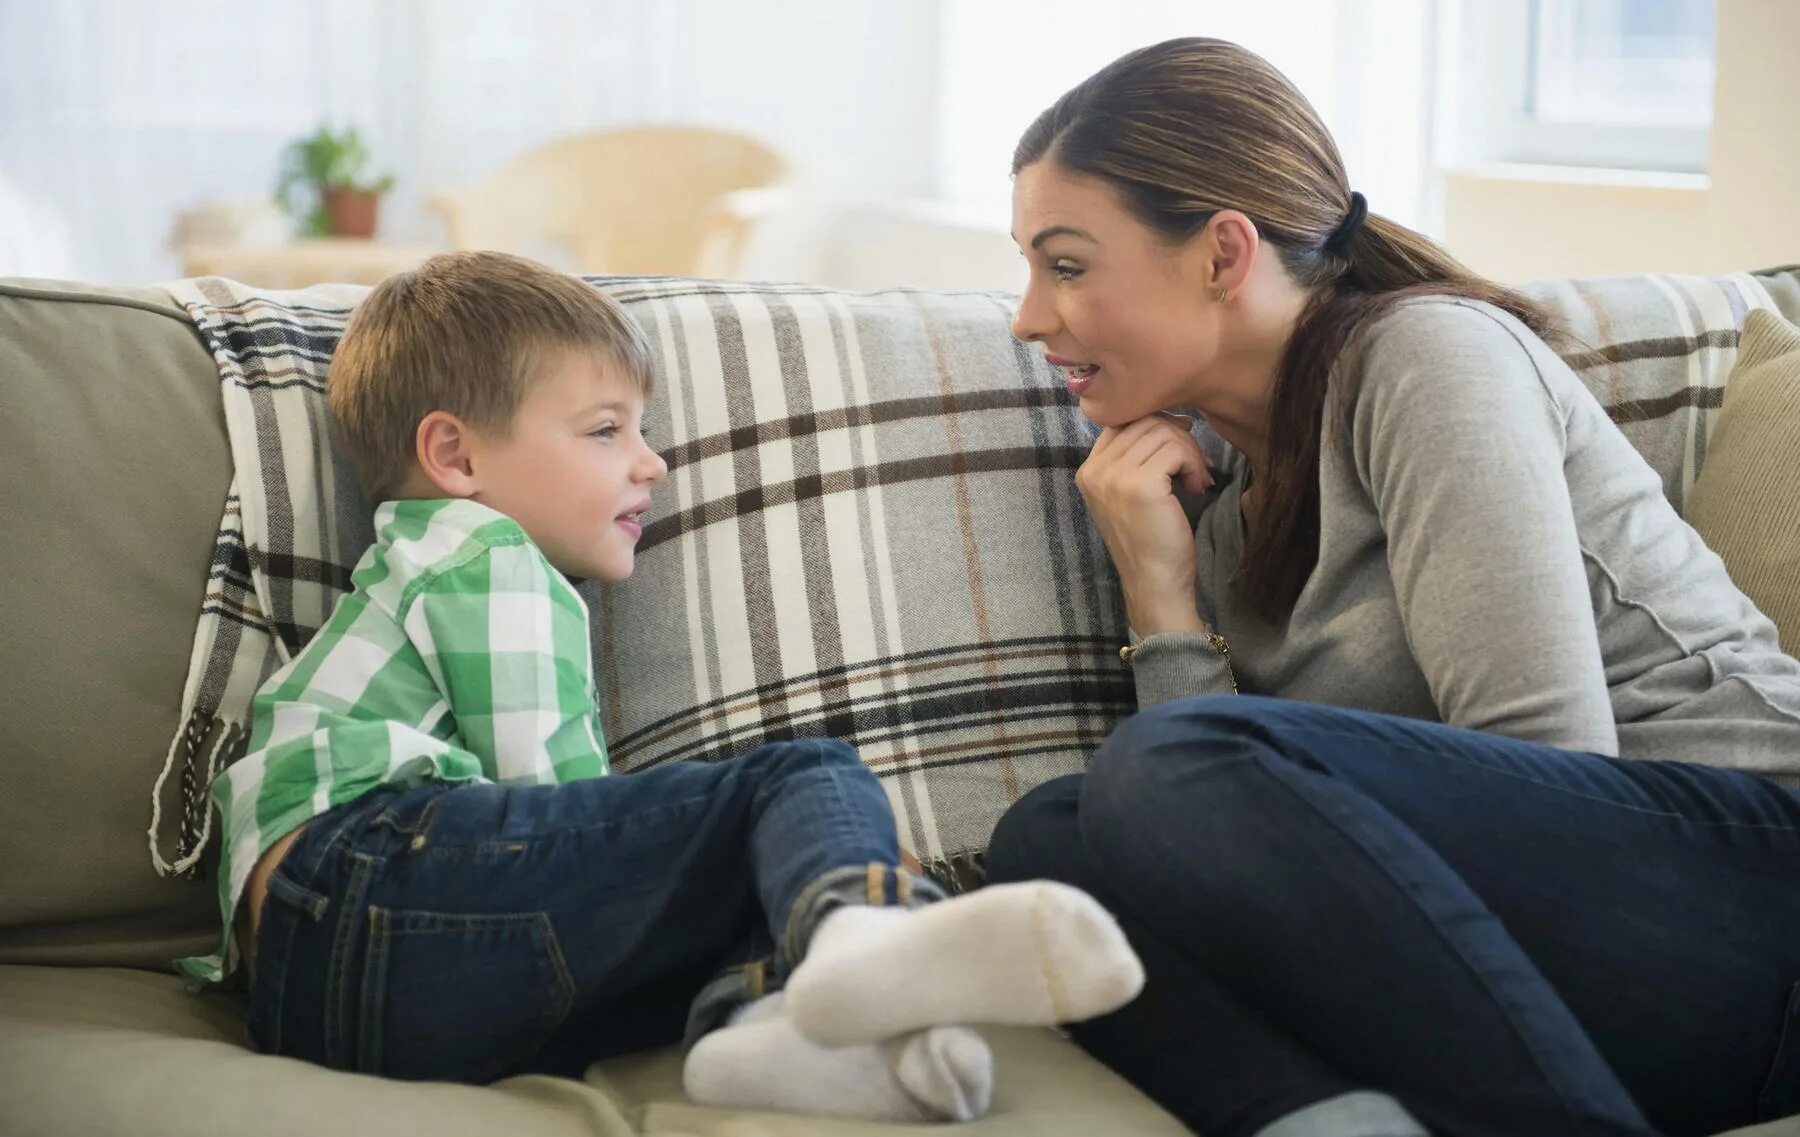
[682,993,994,1123]
[784,880,1145,1046]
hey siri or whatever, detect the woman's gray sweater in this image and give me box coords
[1129,298,1800,781]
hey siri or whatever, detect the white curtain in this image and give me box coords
[0,0,1437,288]
[0,0,669,284]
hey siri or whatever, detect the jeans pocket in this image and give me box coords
[356,907,576,1083]
[246,867,334,1057]
[1758,981,1800,1121]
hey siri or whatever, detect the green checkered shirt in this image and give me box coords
[177,497,609,983]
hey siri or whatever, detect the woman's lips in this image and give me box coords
[1045,354,1099,396]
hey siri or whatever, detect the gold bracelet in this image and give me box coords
[1205,631,1240,694]
[1120,632,1239,694]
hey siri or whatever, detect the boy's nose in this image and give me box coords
[641,447,670,483]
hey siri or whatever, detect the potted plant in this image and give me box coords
[275,125,396,239]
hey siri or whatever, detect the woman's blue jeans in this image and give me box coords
[245,738,935,1083]
[987,695,1800,1137]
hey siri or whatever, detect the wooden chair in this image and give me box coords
[428,126,790,279]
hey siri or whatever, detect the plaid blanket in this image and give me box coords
[148,280,371,876]
[150,269,1796,886]
[1520,271,1788,511]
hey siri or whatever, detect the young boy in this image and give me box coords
[182,252,1143,1120]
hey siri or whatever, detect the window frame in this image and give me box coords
[1443,0,1713,174]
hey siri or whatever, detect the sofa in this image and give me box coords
[3,265,1799,1137]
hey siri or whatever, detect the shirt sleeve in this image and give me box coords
[1130,633,1237,709]
[1351,301,1617,755]
[402,540,610,783]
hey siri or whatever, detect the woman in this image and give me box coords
[989,37,1800,1137]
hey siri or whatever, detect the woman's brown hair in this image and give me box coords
[1015,37,1556,616]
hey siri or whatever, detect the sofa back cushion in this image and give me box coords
[0,281,228,968]
[1686,309,1800,654]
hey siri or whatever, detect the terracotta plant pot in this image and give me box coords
[322,187,381,238]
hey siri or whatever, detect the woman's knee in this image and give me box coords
[986,774,1089,887]
[1083,695,1306,854]
[1098,693,1288,761]
[1090,694,1267,789]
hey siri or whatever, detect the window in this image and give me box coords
[935,0,1437,233]
[1530,0,1716,129]
[1443,0,1717,174]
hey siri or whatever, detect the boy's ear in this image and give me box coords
[415,411,480,498]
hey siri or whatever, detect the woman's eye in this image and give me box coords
[1052,262,1083,281]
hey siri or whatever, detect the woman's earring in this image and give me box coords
[1211,285,1230,304]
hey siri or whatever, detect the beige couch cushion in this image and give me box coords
[0,964,1190,1136]
[6,964,1795,1136]
[1687,309,1800,653]
[0,281,229,969]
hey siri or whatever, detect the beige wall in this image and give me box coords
[1441,0,1800,283]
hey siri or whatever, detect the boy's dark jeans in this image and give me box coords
[245,738,940,1083]
[988,694,1800,1137]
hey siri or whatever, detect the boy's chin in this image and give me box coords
[572,556,634,585]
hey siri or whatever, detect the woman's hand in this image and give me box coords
[1076,415,1212,636]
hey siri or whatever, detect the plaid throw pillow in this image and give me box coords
[586,279,1131,888]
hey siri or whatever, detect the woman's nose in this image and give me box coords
[1011,279,1056,343]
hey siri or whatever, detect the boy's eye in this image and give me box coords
[589,424,618,440]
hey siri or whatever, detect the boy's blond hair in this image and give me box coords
[328,251,654,501]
